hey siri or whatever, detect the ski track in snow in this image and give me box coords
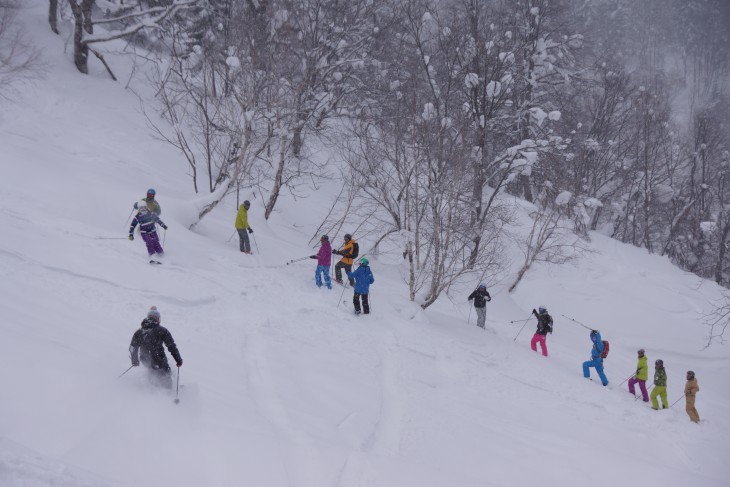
[360,328,404,457]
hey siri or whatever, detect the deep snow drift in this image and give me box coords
[1,4,729,487]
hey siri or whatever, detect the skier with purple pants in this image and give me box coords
[628,348,649,402]
[129,202,167,258]
[310,235,332,289]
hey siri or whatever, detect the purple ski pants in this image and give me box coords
[628,377,649,401]
[141,231,164,256]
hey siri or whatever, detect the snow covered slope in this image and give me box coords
[1,4,728,486]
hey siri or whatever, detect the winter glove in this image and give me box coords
[486,296,492,302]
[176,360,183,367]
[248,228,254,234]
[128,234,134,241]
[133,202,138,209]
[310,255,317,259]
[332,250,341,255]
[131,360,139,366]
[160,223,168,230]
[532,308,538,316]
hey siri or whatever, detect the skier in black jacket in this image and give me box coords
[530,306,553,356]
[468,284,491,329]
[129,306,183,388]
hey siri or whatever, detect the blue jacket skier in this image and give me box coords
[582,330,609,386]
[347,258,375,314]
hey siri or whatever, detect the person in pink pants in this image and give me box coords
[530,306,553,356]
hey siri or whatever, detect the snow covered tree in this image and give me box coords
[327,0,516,308]
[0,0,43,101]
[509,191,589,293]
[57,0,196,76]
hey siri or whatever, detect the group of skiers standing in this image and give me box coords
[467,292,701,423]
[309,234,375,315]
[234,200,373,315]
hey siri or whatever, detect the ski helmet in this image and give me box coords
[359,257,369,266]
[686,370,695,379]
[538,306,547,314]
[590,330,598,340]
[655,359,664,367]
[638,348,645,356]
[478,283,486,290]
[147,306,161,322]
[243,200,251,209]
[344,233,352,241]
[321,234,329,241]
[147,188,156,198]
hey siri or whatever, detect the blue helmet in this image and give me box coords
[478,283,486,289]
[538,306,547,314]
[147,188,156,198]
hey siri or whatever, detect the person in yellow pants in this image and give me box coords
[684,370,700,423]
[650,359,668,410]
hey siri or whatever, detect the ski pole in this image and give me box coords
[117,365,134,379]
[174,368,181,404]
[124,208,134,227]
[252,233,260,254]
[669,394,685,409]
[162,228,167,247]
[96,237,129,240]
[466,285,479,325]
[509,313,533,324]
[619,374,635,387]
[286,256,311,265]
[513,317,531,341]
[560,314,594,331]
[228,230,236,243]
[336,281,348,309]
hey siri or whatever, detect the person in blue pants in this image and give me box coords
[583,330,609,386]
[309,235,332,289]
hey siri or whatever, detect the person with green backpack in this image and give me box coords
[628,348,649,402]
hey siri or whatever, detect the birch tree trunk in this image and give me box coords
[264,138,289,220]
[48,0,58,34]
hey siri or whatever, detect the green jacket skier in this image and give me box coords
[650,359,668,410]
